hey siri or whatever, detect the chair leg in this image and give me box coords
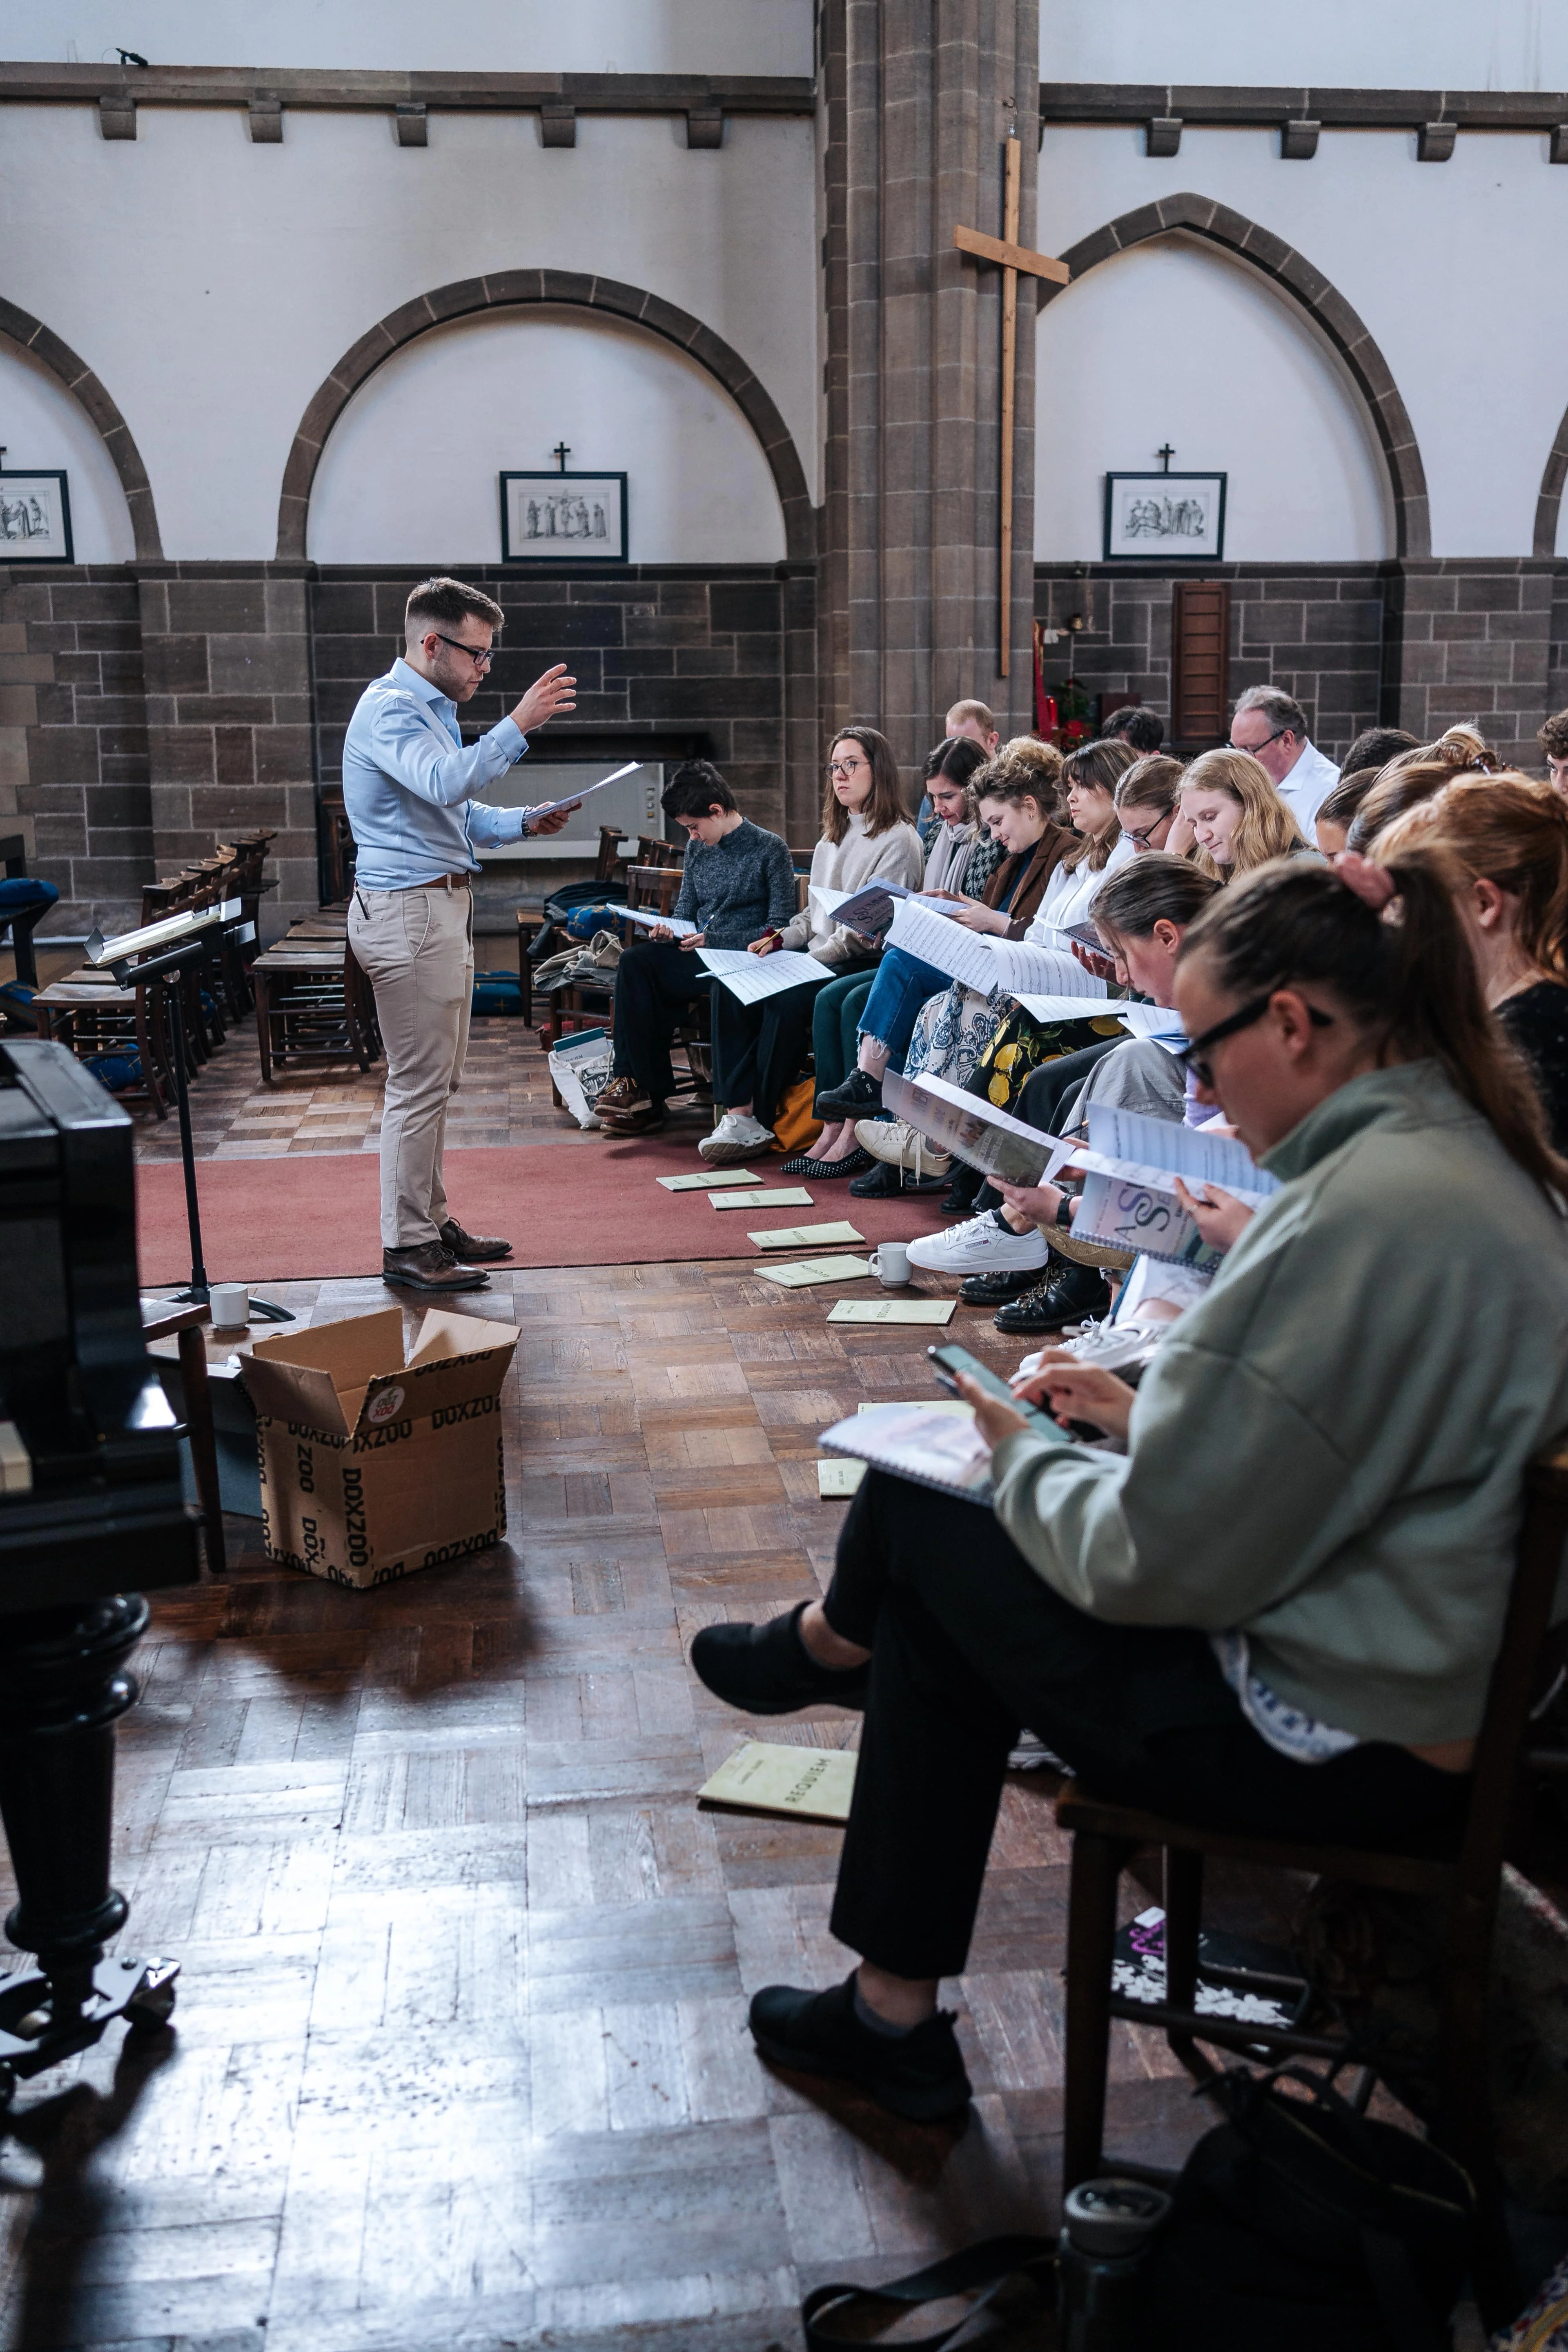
[1162,1846,1207,2081]
[176,1324,227,1578]
[1062,1829,1135,2191]
[255,971,274,1083]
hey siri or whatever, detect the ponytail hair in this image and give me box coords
[1090,851,1221,942]
[1377,774,1568,987]
[1178,852,1568,1198]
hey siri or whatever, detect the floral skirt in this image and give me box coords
[903,984,1129,1111]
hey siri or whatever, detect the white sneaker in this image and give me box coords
[1017,1321,1167,1376]
[854,1118,953,1178]
[906,1212,1050,1275]
[698,1110,775,1165]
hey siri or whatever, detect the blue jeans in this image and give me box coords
[855,949,949,1071]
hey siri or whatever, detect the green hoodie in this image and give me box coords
[989,1059,1568,1745]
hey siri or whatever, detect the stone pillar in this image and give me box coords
[818,0,1040,792]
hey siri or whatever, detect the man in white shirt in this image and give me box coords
[344,575,577,1292]
[1229,685,1340,834]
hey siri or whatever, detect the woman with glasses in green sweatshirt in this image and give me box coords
[688,850,1568,2122]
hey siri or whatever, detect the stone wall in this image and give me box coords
[1036,559,1558,769]
[0,564,151,931]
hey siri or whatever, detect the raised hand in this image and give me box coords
[511,664,578,735]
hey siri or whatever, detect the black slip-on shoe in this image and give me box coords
[690,1601,869,1715]
[439,1220,512,1262]
[778,1147,873,1180]
[748,1973,972,2123]
[812,1068,884,1121]
[993,1261,1111,1334]
[847,1158,950,1199]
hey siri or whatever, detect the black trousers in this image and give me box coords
[824,1471,1467,1981]
[709,975,820,1125]
[969,1038,1123,1214]
[610,941,712,1102]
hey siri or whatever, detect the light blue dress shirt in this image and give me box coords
[341,657,534,890]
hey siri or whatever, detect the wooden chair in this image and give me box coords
[139,1299,226,1576]
[624,864,684,919]
[1052,1432,1568,2316]
[252,935,380,1082]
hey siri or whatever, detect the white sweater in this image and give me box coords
[781,811,926,965]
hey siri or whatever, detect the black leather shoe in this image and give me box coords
[749,1973,972,2123]
[993,1260,1111,1334]
[382,1243,490,1293]
[958,1266,1045,1305]
[439,1220,512,1262]
[813,1068,884,1120]
[691,1601,869,1715]
[941,1167,985,1217]
[848,1158,949,1199]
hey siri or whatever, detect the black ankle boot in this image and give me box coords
[993,1258,1111,1335]
[690,1602,869,1715]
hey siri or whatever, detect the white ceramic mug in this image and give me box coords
[867,1243,911,1287]
[209,1283,249,1330]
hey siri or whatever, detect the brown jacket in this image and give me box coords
[982,822,1073,938]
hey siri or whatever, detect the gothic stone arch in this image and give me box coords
[0,297,162,558]
[1037,194,1430,560]
[276,272,813,563]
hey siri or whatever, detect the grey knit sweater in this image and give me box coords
[672,818,797,948]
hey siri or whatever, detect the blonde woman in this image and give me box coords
[1179,746,1306,880]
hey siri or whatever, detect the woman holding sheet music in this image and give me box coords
[690,850,1568,2123]
[694,727,922,1165]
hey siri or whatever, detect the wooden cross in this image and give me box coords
[954,136,1069,678]
[552,442,571,472]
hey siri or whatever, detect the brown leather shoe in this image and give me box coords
[598,1102,667,1136]
[439,1220,512,1262]
[595,1074,651,1119]
[382,1242,490,1293]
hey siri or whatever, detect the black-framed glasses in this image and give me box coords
[1177,992,1334,1086]
[826,755,868,777]
[1230,723,1291,755]
[435,633,494,671]
[1121,814,1169,847]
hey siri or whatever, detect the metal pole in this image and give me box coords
[164,975,208,1302]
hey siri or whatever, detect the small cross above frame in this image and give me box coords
[1156,443,1176,473]
[954,145,1070,679]
[552,442,571,472]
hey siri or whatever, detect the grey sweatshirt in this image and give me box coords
[672,817,797,948]
[990,1060,1568,1744]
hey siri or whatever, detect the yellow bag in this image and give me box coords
[771,1076,822,1154]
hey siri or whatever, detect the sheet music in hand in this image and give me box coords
[621,906,701,938]
[885,895,1009,991]
[698,948,834,1004]
[521,759,641,823]
[883,1069,1075,1189]
[983,935,1109,1000]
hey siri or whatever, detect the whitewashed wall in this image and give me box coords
[9,0,815,75]
[1035,234,1391,561]
[1036,125,1568,557]
[307,307,787,563]
[0,105,818,558]
[1043,0,1568,91]
[0,336,136,561]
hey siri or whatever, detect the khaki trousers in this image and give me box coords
[348,882,473,1250]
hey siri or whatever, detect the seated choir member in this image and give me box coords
[1178,746,1307,878]
[691,852,1568,2121]
[791,735,998,1177]
[698,727,923,1163]
[595,761,795,1138]
[908,856,1221,1330]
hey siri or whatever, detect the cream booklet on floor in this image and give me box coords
[750,1221,864,1249]
[712,1187,813,1209]
[659,1167,763,1191]
[826,1297,956,1325]
[755,1256,873,1288]
[698,1740,857,1824]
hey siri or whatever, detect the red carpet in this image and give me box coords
[134,1133,956,1280]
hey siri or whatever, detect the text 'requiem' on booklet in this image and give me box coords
[698,1739,857,1824]
[882,1068,1077,1189]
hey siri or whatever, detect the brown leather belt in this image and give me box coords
[396,872,472,892]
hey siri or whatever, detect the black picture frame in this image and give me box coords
[0,469,73,564]
[1102,470,1226,563]
[499,470,628,563]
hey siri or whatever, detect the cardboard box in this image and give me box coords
[241,1307,520,1589]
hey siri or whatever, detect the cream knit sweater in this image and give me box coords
[780,810,926,966]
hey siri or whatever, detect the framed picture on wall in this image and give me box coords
[1102,471,1225,562]
[500,471,628,563]
[0,470,73,564]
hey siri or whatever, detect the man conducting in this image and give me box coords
[344,576,576,1294]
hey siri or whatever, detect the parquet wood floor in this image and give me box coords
[0,1259,1280,2352]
